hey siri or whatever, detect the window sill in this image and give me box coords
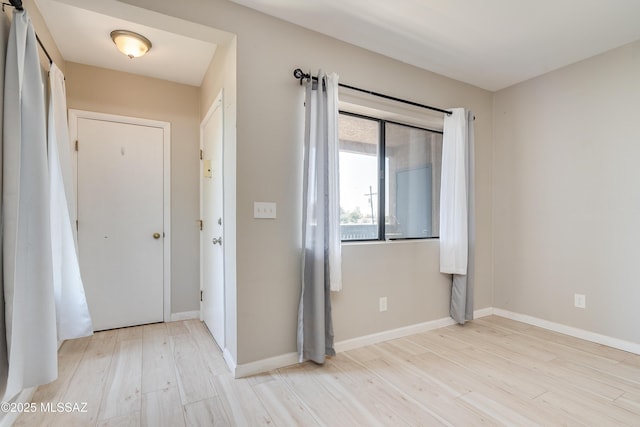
[341,238,439,246]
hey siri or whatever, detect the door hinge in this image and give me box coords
[200,290,203,302]
[200,149,203,160]
[75,140,78,151]
[198,219,203,231]
[76,219,78,230]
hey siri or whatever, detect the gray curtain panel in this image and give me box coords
[0,10,10,398]
[297,71,340,364]
[450,110,475,324]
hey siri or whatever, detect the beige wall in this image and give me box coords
[121,0,494,365]
[22,0,65,71]
[65,62,201,315]
[493,40,640,344]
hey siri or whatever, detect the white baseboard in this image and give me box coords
[0,387,36,427]
[335,318,454,353]
[234,351,299,379]
[226,306,640,378]
[223,348,239,377]
[335,307,493,353]
[170,311,200,322]
[233,308,493,378]
[473,307,495,318]
[493,308,640,355]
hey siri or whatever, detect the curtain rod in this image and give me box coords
[293,68,452,116]
[5,0,54,65]
[35,33,53,65]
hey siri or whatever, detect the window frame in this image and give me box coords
[339,110,443,242]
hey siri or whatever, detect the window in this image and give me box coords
[339,112,442,241]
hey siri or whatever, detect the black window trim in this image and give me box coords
[339,110,442,242]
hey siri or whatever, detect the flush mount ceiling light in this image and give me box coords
[110,30,152,59]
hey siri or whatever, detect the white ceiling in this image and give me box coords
[34,0,640,90]
[35,0,230,86]
[230,0,640,91]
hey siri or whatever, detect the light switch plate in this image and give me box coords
[254,202,277,219]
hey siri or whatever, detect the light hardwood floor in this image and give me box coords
[15,316,640,426]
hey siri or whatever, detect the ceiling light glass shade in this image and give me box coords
[110,30,152,59]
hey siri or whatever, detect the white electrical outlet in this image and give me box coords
[253,202,277,219]
[379,297,388,312]
[574,294,586,309]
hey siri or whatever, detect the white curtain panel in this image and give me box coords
[440,108,475,324]
[297,71,341,364]
[48,64,93,340]
[2,10,58,401]
[440,108,468,275]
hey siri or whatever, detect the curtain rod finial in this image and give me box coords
[9,0,23,10]
[293,68,310,85]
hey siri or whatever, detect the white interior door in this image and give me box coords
[201,94,225,348]
[77,117,165,331]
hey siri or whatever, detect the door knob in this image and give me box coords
[153,232,161,239]
[212,237,222,245]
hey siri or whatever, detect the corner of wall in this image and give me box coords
[489,90,498,310]
[24,0,66,72]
